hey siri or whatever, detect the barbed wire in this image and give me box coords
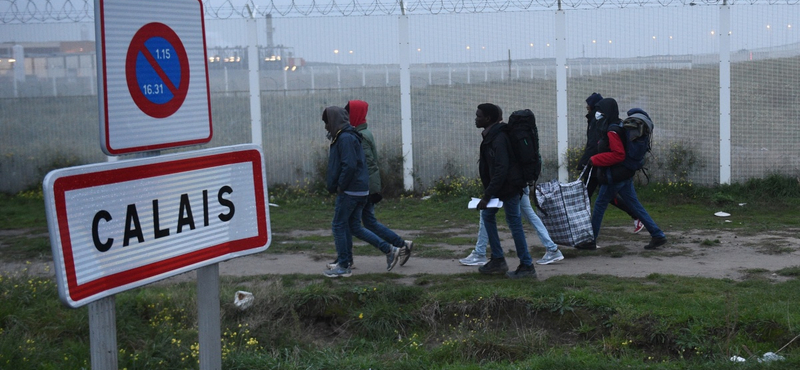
[0,0,796,23]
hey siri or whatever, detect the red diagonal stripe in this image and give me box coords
[140,47,179,94]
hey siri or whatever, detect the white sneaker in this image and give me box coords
[327,261,355,270]
[536,249,565,265]
[459,251,488,266]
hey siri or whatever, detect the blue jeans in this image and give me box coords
[592,178,665,240]
[474,187,557,256]
[332,193,386,268]
[481,193,533,266]
[361,200,405,248]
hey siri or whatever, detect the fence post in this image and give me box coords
[556,4,569,182]
[399,5,414,191]
[719,1,731,184]
[310,66,315,93]
[247,12,262,147]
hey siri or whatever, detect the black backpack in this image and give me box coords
[505,109,541,186]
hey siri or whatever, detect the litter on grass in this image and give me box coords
[234,291,254,310]
[714,211,731,217]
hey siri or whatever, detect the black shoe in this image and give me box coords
[644,237,667,250]
[478,257,509,275]
[506,264,537,279]
[575,241,597,250]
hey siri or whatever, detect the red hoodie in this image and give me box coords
[347,100,368,127]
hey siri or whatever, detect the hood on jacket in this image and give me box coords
[594,98,620,121]
[586,92,603,108]
[346,100,369,127]
[322,106,350,137]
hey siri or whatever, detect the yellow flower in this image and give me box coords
[358,313,364,319]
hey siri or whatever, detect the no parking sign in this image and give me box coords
[96,0,212,155]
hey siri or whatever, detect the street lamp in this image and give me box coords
[652,35,657,56]
[767,24,772,58]
[668,35,673,56]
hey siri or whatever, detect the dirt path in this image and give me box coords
[5,227,798,283]
[214,228,800,281]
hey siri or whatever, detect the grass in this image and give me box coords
[1,176,800,368]
[4,270,800,369]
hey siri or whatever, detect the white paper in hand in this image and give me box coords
[468,197,504,209]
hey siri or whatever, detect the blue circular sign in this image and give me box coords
[126,23,189,118]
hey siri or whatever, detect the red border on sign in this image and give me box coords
[51,149,267,303]
[99,0,213,155]
[125,22,190,118]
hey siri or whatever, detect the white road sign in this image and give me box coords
[96,0,212,155]
[43,144,270,308]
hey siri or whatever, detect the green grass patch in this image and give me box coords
[4,271,800,368]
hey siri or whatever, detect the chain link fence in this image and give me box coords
[1,0,799,193]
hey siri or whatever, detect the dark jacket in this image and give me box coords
[590,98,632,184]
[479,122,524,202]
[324,106,369,195]
[347,100,381,194]
[577,107,602,170]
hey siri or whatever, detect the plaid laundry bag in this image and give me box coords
[534,173,594,247]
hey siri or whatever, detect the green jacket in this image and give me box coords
[354,124,381,194]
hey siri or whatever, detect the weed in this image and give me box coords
[700,239,721,246]
[661,141,700,183]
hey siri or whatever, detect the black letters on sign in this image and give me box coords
[92,185,238,253]
[92,210,114,252]
[177,193,196,233]
[123,204,144,247]
[152,199,170,239]
[218,185,235,222]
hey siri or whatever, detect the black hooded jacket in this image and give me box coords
[479,122,524,201]
[594,98,622,156]
[577,106,603,170]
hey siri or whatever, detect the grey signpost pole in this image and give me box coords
[89,296,118,370]
[198,264,222,370]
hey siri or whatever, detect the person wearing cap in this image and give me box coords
[576,92,644,241]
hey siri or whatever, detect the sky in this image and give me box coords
[1,0,798,64]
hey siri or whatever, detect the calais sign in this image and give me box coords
[43,145,270,308]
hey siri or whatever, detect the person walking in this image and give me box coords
[325,100,412,269]
[321,106,405,278]
[459,186,564,266]
[578,92,644,235]
[588,99,667,250]
[473,103,537,279]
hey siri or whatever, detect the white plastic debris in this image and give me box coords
[758,352,785,363]
[729,355,746,362]
[738,203,746,206]
[234,291,254,310]
[714,211,731,217]
[421,195,432,200]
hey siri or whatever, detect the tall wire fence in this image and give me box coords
[1,0,799,193]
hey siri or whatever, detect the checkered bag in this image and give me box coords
[534,169,594,247]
